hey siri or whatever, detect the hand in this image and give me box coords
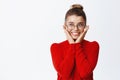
[63,25,75,44]
[75,25,89,43]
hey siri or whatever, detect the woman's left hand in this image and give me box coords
[75,25,89,43]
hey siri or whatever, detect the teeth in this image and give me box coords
[72,32,79,35]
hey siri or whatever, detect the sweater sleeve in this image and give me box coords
[50,43,76,79]
[75,41,99,78]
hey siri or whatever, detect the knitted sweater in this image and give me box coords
[50,40,99,80]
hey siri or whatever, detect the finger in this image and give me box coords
[84,25,89,32]
[63,25,66,30]
[80,25,89,37]
[63,25,69,36]
[63,24,67,30]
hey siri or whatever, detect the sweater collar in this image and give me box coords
[65,39,86,45]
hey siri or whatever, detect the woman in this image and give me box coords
[50,4,99,80]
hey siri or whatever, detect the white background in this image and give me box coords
[0,0,120,80]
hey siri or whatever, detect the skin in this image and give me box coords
[63,15,89,44]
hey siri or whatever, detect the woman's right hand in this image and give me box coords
[63,25,75,44]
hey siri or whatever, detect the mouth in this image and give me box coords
[71,32,80,36]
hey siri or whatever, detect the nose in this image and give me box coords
[74,26,78,30]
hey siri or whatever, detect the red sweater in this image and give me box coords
[50,40,99,80]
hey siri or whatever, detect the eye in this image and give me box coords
[78,23,85,27]
[69,23,74,26]
[78,23,82,26]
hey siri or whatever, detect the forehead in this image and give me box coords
[66,15,85,23]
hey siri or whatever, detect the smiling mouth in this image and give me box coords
[71,32,80,36]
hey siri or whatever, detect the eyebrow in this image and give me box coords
[67,21,73,23]
[68,22,85,24]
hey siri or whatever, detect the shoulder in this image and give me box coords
[84,40,100,49]
[83,40,100,55]
[50,40,68,50]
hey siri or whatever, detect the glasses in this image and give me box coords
[66,22,85,29]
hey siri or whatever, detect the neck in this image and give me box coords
[73,39,76,41]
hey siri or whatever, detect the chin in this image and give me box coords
[72,36,79,40]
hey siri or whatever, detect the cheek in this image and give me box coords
[80,28,85,32]
[81,29,84,32]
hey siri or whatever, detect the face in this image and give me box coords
[65,15,86,39]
